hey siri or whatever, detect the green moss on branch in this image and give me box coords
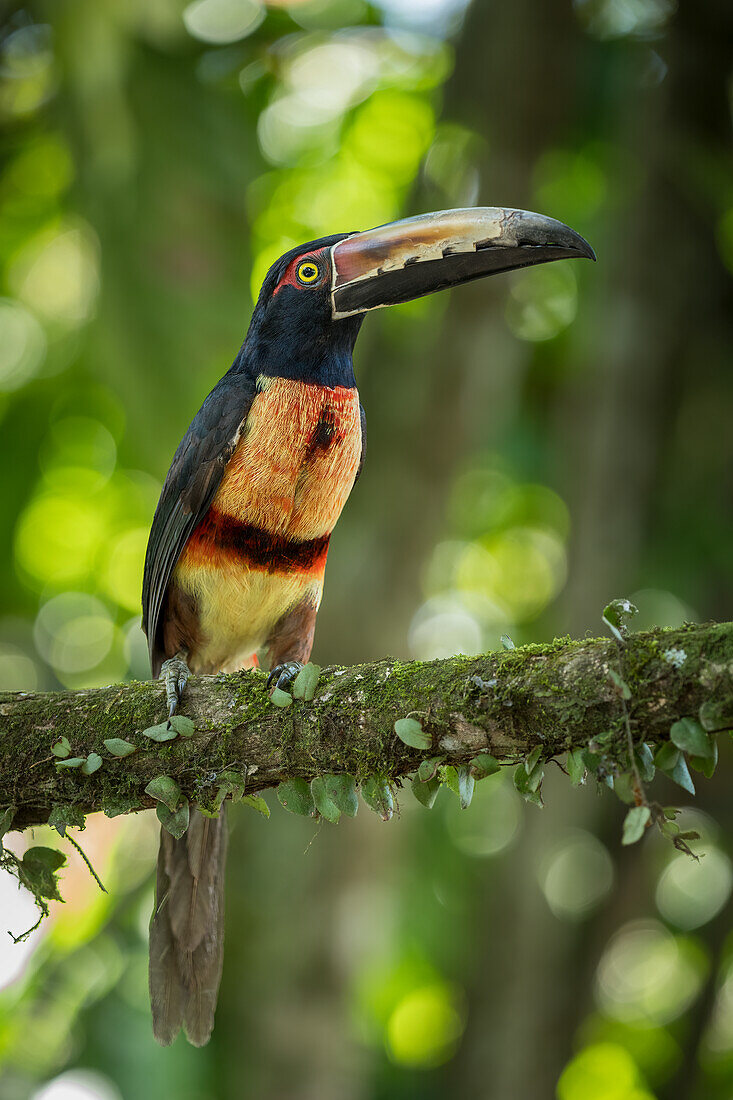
[0,622,731,829]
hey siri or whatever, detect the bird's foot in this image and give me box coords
[160,654,191,718]
[267,661,304,694]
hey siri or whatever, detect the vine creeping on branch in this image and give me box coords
[0,621,730,832]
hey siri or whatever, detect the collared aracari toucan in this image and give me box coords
[142,207,594,1045]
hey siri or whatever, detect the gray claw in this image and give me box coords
[160,654,191,718]
[267,661,304,693]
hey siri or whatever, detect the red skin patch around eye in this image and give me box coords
[273,246,331,296]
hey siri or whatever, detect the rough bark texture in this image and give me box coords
[1,622,731,828]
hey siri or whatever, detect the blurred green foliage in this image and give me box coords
[0,0,731,1098]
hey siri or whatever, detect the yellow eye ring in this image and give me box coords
[297,261,320,285]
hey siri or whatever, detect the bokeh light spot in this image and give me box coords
[656,846,732,931]
[386,983,464,1067]
[0,298,47,391]
[539,831,614,921]
[183,0,265,44]
[557,1042,654,1100]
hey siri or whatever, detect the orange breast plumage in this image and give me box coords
[178,376,362,573]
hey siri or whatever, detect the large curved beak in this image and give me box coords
[330,207,595,319]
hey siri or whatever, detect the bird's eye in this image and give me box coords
[297,261,320,285]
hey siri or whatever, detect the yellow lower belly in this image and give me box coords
[176,559,322,674]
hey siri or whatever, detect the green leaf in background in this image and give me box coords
[142,722,178,742]
[323,774,358,818]
[269,688,293,708]
[56,757,85,769]
[394,717,430,749]
[566,750,586,786]
[670,717,713,758]
[103,738,136,757]
[51,736,71,759]
[457,765,474,809]
[145,775,182,813]
[470,753,500,779]
[240,795,270,818]
[48,803,85,836]
[361,778,394,821]
[292,663,321,701]
[311,777,341,824]
[602,598,639,643]
[169,715,195,738]
[81,753,103,775]
[20,846,66,900]
[277,778,315,817]
[157,798,190,839]
[608,668,631,699]
[412,776,440,809]
[622,805,650,845]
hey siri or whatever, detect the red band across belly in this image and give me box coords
[183,508,331,575]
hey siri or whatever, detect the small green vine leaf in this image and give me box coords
[394,717,430,750]
[311,777,340,824]
[361,778,394,821]
[218,770,246,803]
[698,699,733,733]
[269,687,293,708]
[102,794,138,818]
[613,773,635,804]
[48,803,86,836]
[418,756,445,782]
[622,805,650,845]
[457,765,474,810]
[292,663,321,701]
[441,766,460,796]
[56,757,85,769]
[602,599,639,643]
[525,746,542,774]
[323,774,358,818]
[654,743,695,795]
[566,750,586,786]
[51,736,71,759]
[412,776,440,809]
[19,847,66,900]
[689,739,718,779]
[500,634,515,650]
[169,715,195,738]
[142,722,178,742]
[608,668,631,700]
[240,795,270,818]
[277,778,315,817]
[0,806,16,847]
[636,744,655,783]
[470,753,500,780]
[157,798,190,839]
[104,738,136,758]
[514,762,544,805]
[145,776,182,813]
[81,753,103,775]
[670,718,713,758]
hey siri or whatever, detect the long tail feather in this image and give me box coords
[149,808,228,1046]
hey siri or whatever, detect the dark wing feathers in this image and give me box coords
[142,374,257,676]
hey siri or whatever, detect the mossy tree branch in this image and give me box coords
[0,622,731,830]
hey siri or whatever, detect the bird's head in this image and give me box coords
[242,208,595,385]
